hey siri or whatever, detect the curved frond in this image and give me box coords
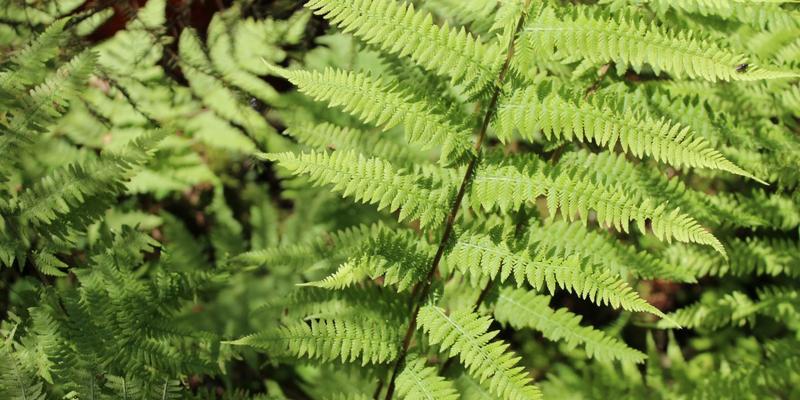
[265,150,451,228]
[229,317,401,365]
[446,230,665,316]
[470,155,726,255]
[306,0,502,91]
[268,66,474,163]
[494,83,759,181]
[493,287,646,363]
[417,306,541,400]
[397,355,459,400]
[521,6,798,81]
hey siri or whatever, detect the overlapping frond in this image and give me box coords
[417,306,541,400]
[494,83,759,181]
[229,317,400,365]
[397,356,459,400]
[228,223,378,270]
[527,219,693,281]
[306,0,502,91]
[303,227,433,292]
[493,287,647,363]
[265,150,451,228]
[470,155,726,255]
[446,229,664,316]
[267,66,474,163]
[285,121,422,164]
[658,287,800,329]
[664,237,800,278]
[521,5,798,81]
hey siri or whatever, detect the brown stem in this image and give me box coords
[380,4,532,399]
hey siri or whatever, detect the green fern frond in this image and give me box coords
[417,306,541,400]
[305,0,502,91]
[207,12,282,105]
[471,155,726,255]
[259,286,409,323]
[397,355,459,400]
[304,227,434,292]
[229,317,400,365]
[657,287,800,330]
[447,230,664,316]
[267,66,474,163]
[646,0,800,31]
[493,287,647,363]
[229,224,378,270]
[265,150,450,228]
[665,237,800,278]
[285,121,422,165]
[179,29,274,140]
[16,158,128,227]
[494,83,760,181]
[527,219,693,282]
[556,150,725,225]
[521,5,798,81]
[0,18,67,91]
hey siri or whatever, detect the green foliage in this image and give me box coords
[2,0,799,398]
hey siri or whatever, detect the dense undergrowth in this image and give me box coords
[1,0,799,399]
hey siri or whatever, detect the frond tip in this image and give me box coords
[397,355,459,400]
[417,306,542,400]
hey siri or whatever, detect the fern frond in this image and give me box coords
[556,150,725,225]
[494,83,759,181]
[647,0,800,31]
[665,238,800,278]
[417,306,541,400]
[265,150,450,228]
[228,223,378,270]
[229,317,400,365]
[470,155,726,254]
[285,121,422,165]
[658,287,800,330]
[267,66,474,163]
[522,5,798,81]
[304,227,434,291]
[305,0,502,91]
[397,355,459,400]
[493,287,647,363]
[527,219,693,282]
[447,230,664,316]
[0,18,67,91]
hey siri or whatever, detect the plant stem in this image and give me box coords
[380,4,532,399]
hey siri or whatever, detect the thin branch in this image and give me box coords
[380,3,533,399]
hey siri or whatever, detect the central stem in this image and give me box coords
[380,4,531,399]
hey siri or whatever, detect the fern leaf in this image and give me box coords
[264,150,450,228]
[471,155,726,255]
[267,66,474,163]
[306,0,501,90]
[229,318,400,365]
[397,355,459,400]
[304,227,434,292]
[0,19,67,90]
[493,287,646,363]
[285,121,422,165]
[447,230,665,316]
[522,6,798,81]
[417,306,541,400]
[665,237,800,278]
[494,83,759,181]
[527,219,694,282]
[228,224,378,270]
